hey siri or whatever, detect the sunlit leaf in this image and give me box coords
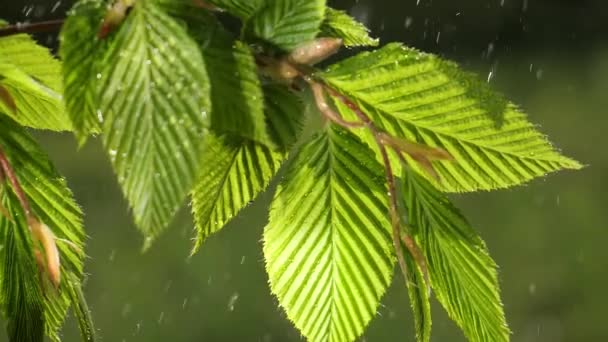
[320,8,378,47]
[401,167,509,342]
[191,135,282,252]
[97,0,211,242]
[245,0,327,51]
[0,116,87,341]
[322,43,581,192]
[264,125,394,342]
[0,34,70,131]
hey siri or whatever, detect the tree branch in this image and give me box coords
[0,19,65,38]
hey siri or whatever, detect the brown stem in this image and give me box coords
[0,19,65,38]
[376,142,410,283]
[324,86,373,127]
[307,80,365,128]
[0,146,32,218]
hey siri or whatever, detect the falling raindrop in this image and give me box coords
[227,292,239,311]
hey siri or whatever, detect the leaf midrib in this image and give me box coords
[326,130,339,342]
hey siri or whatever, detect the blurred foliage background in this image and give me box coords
[1,0,607,341]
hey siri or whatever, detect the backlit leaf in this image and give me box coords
[321,43,581,192]
[264,125,394,342]
[401,167,509,342]
[191,84,303,252]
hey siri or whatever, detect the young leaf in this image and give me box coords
[320,8,379,47]
[191,84,303,252]
[401,167,509,342]
[264,125,394,342]
[60,0,108,145]
[0,34,70,131]
[403,246,432,342]
[0,115,87,341]
[321,43,581,192]
[245,0,327,51]
[96,0,211,242]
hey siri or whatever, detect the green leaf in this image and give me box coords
[196,21,271,146]
[191,134,282,252]
[403,246,432,342]
[206,39,270,145]
[0,191,45,342]
[321,43,581,192]
[264,125,394,342]
[158,3,275,146]
[0,34,71,131]
[401,167,509,342]
[97,1,211,242]
[191,84,303,252]
[0,115,86,341]
[320,8,378,47]
[60,0,108,145]
[245,0,327,51]
[65,273,96,342]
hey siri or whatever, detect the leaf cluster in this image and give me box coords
[0,0,581,341]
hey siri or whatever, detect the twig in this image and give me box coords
[0,19,65,38]
[307,80,365,128]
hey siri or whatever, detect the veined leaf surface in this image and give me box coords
[403,246,432,342]
[401,167,509,342]
[60,0,108,144]
[264,125,394,342]
[322,43,581,192]
[0,116,87,341]
[97,0,211,242]
[191,84,303,252]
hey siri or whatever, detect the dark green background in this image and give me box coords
[1,0,607,341]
